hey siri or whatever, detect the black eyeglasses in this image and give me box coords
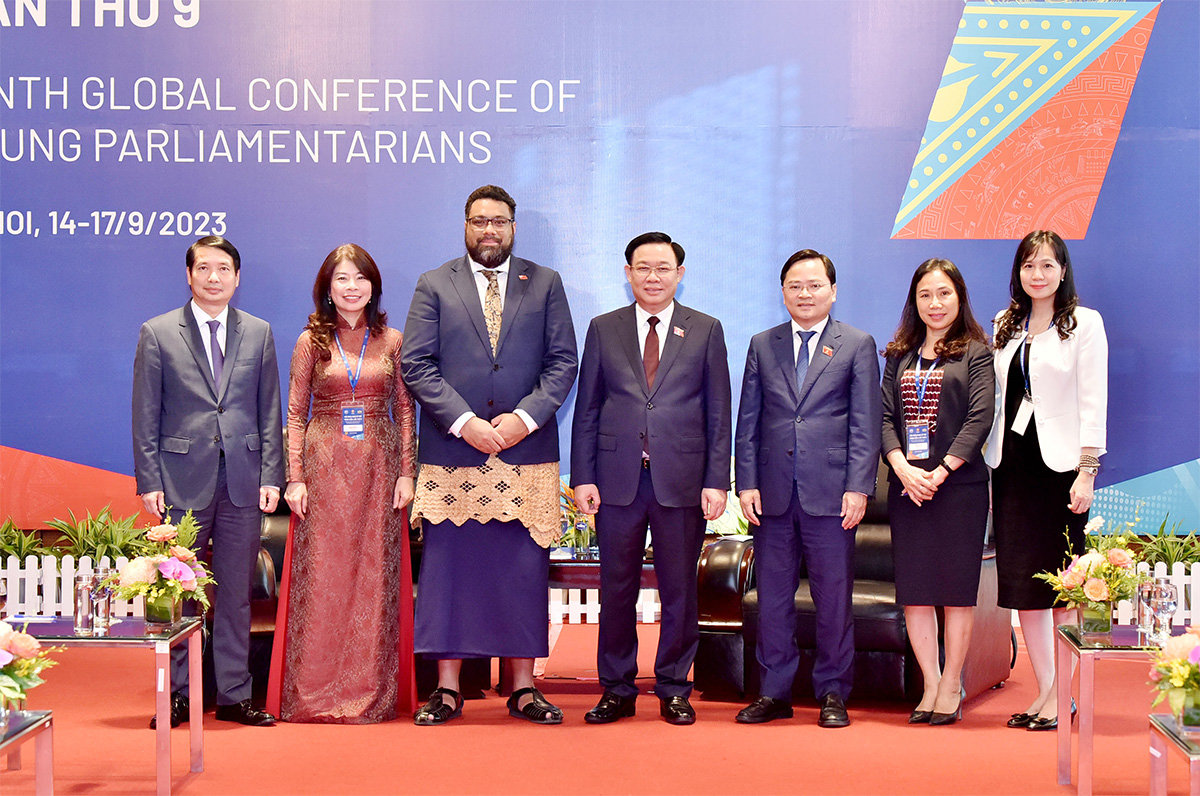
[467,217,513,230]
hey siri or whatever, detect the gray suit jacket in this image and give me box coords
[736,319,882,518]
[401,255,578,467]
[571,301,731,508]
[132,304,284,509]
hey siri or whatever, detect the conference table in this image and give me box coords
[16,615,203,796]
[1056,623,1174,796]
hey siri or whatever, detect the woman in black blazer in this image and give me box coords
[881,259,995,726]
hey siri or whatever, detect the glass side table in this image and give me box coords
[0,710,53,796]
[1056,624,1176,796]
[1150,713,1200,795]
[14,615,203,796]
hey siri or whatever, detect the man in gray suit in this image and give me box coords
[133,235,283,727]
[734,249,881,727]
[571,232,731,725]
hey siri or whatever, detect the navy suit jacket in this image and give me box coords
[571,301,732,508]
[735,319,882,518]
[132,304,284,509]
[401,255,578,467]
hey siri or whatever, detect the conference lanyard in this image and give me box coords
[913,355,940,412]
[334,328,369,401]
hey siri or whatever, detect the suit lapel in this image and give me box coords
[495,257,529,356]
[449,257,493,357]
[769,324,799,405]
[649,301,687,399]
[219,308,245,402]
[178,304,218,399]
[797,320,841,406]
[614,305,648,396]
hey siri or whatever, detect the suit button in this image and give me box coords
[493,364,500,371]
[787,450,794,456]
[488,400,494,407]
[213,435,221,443]
[796,417,802,424]
[218,406,225,413]
[646,402,653,410]
[638,432,645,439]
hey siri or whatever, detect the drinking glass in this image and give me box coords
[1151,582,1180,643]
[1137,580,1157,634]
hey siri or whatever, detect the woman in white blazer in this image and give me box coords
[985,230,1108,732]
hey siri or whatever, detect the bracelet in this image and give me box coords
[1076,454,1100,475]
[939,458,954,475]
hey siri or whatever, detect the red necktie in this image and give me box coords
[643,316,660,389]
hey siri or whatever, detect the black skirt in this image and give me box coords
[889,479,989,607]
[992,353,1087,610]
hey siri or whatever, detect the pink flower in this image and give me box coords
[0,622,15,649]
[1106,548,1134,569]
[179,577,198,592]
[146,524,178,543]
[0,649,11,667]
[1082,578,1110,602]
[120,557,159,586]
[7,632,39,659]
[1150,666,1164,682]
[1062,569,1085,590]
[1189,645,1200,665]
[169,545,196,562]
[1084,516,1105,534]
[157,558,193,582]
[1162,633,1200,662]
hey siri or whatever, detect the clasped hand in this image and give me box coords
[896,462,940,506]
[461,414,529,454]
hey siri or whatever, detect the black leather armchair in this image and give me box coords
[695,462,1014,702]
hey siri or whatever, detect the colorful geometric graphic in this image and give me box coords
[893,2,1159,239]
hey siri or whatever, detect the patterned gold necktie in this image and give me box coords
[482,269,502,355]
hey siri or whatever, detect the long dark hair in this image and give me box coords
[882,258,987,360]
[306,244,388,361]
[994,230,1079,348]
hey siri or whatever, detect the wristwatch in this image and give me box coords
[1075,464,1099,475]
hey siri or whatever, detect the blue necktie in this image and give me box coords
[207,319,224,387]
[795,330,816,391]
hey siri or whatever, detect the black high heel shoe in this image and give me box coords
[909,708,933,724]
[1007,712,1036,728]
[929,686,965,726]
[1027,698,1077,732]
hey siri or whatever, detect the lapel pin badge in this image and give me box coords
[518,274,528,280]
[823,345,833,357]
[673,326,685,337]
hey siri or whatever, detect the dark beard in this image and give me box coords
[466,236,513,268]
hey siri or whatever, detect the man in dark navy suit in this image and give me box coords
[571,232,731,725]
[734,249,881,727]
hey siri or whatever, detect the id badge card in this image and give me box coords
[906,423,930,460]
[341,402,365,441]
[1010,396,1034,436]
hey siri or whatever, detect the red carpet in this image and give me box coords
[1,624,1183,795]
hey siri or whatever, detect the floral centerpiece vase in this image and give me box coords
[1150,629,1200,734]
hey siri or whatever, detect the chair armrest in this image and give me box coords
[698,536,755,628]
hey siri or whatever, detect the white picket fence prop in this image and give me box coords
[0,555,145,619]
[548,587,660,625]
[1,555,654,626]
[1111,561,1200,627]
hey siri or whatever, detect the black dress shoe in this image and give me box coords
[929,687,965,726]
[149,692,189,729]
[736,696,794,724]
[817,693,850,728]
[585,692,636,724]
[214,700,276,726]
[659,696,696,725]
[1027,715,1058,731]
[414,687,463,726]
[909,709,933,724]
[506,687,563,725]
[1007,712,1035,728]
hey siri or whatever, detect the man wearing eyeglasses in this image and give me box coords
[401,185,577,726]
[571,232,731,725]
[734,249,881,727]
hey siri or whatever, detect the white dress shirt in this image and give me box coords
[190,300,229,378]
[791,315,830,367]
[635,301,676,359]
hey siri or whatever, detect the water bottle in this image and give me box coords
[73,573,94,633]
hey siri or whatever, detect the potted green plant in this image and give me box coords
[0,519,53,561]
[46,506,150,563]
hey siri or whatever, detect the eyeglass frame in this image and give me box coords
[467,216,514,230]
[629,265,679,278]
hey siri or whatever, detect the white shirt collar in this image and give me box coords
[791,315,829,340]
[190,300,229,328]
[469,255,511,275]
[635,301,676,330]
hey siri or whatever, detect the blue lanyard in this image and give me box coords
[334,328,369,400]
[1021,318,1033,397]
[913,355,940,410]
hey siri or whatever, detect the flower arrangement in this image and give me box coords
[559,481,595,549]
[1035,516,1146,606]
[106,511,214,612]
[0,621,58,704]
[1149,628,1200,726]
